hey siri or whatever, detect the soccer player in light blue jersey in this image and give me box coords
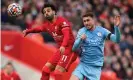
[70,12,121,80]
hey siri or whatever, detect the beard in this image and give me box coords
[86,25,93,30]
[45,14,54,21]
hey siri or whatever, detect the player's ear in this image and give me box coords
[53,11,56,15]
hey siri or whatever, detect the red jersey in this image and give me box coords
[1,70,21,80]
[26,16,75,47]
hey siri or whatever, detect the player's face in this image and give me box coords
[83,16,94,29]
[5,65,14,74]
[43,7,55,21]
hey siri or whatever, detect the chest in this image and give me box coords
[83,31,104,46]
[45,23,64,40]
[2,74,16,80]
[46,23,62,35]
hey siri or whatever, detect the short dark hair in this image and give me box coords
[41,3,57,14]
[82,12,94,18]
[6,62,13,66]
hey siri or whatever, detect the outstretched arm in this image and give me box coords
[23,26,44,37]
[109,26,121,43]
[107,16,121,43]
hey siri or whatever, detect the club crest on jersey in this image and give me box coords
[62,22,69,27]
[55,26,57,31]
[97,32,102,37]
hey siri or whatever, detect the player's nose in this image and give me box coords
[45,13,48,16]
[85,22,88,25]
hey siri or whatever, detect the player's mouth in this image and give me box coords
[45,16,53,20]
[86,25,92,29]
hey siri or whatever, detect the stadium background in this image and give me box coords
[1,0,133,80]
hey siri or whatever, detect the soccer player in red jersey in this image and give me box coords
[1,62,21,80]
[23,3,77,80]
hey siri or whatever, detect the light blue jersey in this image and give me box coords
[73,26,121,66]
[72,25,121,80]
[77,26,110,66]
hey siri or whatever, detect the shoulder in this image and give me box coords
[96,26,111,38]
[96,26,109,32]
[12,71,20,76]
[58,16,67,21]
[57,16,70,27]
[1,70,4,74]
[96,26,104,30]
[58,16,69,24]
[78,27,87,33]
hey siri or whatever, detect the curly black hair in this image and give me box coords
[41,3,57,14]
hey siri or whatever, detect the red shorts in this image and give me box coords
[48,46,77,71]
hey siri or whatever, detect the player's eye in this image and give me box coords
[83,20,86,22]
[86,19,90,21]
[43,10,46,14]
[47,9,51,12]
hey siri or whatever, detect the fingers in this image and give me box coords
[60,49,62,54]
[23,30,27,37]
[60,48,62,54]
[23,34,26,37]
[60,50,64,55]
[59,47,65,55]
[81,34,86,40]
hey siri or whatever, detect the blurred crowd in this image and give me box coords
[1,62,21,80]
[1,0,133,80]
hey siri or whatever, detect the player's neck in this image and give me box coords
[89,25,95,31]
[3,69,11,75]
[49,16,57,23]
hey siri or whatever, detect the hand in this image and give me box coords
[114,15,121,27]
[59,46,65,55]
[81,34,86,40]
[23,29,28,37]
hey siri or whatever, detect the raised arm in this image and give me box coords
[107,16,121,43]
[109,26,121,43]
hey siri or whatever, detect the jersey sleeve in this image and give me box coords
[103,28,111,39]
[60,18,71,47]
[76,30,83,39]
[26,24,47,34]
[72,29,83,51]
[60,19,71,30]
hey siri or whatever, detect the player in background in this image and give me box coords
[23,3,77,80]
[1,62,21,80]
[70,12,121,80]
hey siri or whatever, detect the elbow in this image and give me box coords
[115,40,120,43]
[72,47,75,52]
[72,46,77,52]
[115,39,121,43]
[72,43,78,52]
[116,36,121,43]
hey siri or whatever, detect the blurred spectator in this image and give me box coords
[1,62,21,80]
[1,6,8,23]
